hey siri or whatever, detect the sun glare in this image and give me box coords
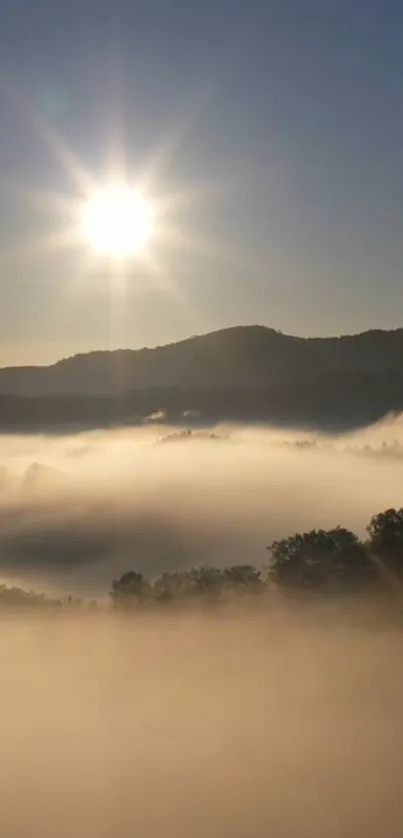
[81,185,154,258]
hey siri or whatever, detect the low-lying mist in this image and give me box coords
[0,415,403,595]
[2,608,403,837]
[2,418,403,835]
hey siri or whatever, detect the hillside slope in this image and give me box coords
[0,326,402,430]
[0,325,402,397]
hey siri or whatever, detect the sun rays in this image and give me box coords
[0,78,258,343]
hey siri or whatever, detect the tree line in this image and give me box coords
[1,507,403,611]
[109,507,403,608]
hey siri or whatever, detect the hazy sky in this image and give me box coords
[0,0,403,364]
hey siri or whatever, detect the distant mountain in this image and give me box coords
[0,326,402,431]
[1,325,403,395]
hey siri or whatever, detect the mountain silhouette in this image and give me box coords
[0,325,402,431]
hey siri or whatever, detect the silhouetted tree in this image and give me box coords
[187,566,224,600]
[268,527,376,592]
[367,508,403,576]
[110,571,150,609]
[223,564,262,591]
[110,564,267,610]
[0,585,62,610]
[153,571,194,603]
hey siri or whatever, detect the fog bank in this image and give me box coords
[0,416,402,594]
[1,609,403,837]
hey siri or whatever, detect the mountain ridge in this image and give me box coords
[0,324,403,397]
[0,324,401,431]
[3,324,403,373]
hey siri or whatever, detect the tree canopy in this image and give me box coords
[367,508,403,575]
[268,527,377,592]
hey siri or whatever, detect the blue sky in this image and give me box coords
[0,0,402,363]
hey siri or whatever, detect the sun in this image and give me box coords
[81,185,155,258]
